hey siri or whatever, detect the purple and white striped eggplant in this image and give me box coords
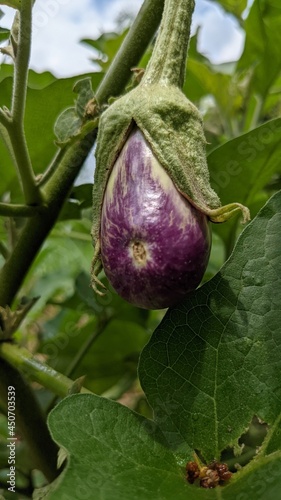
[91,0,249,309]
[100,128,211,309]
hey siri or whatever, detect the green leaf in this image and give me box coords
[54,107,82,144]
[81,30,129,72]
[139,191,281,462]
[36,393,281,499]
[208,117,281,251]
[185,59,241,118]
[35,394,192,500]
[0,26,9,43]
[208,0,247,18]
[54,78,97,144]
[73,77,94,119]
[237,0,281,98]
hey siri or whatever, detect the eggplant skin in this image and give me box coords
[100,128,211,310]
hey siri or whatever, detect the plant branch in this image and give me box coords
[8,2,42,205]
[36,147,68,187]
[0,357,59,482]
[0,202,43,217]
[0,342,92,397]
[65,317,110,379]
[95,0,165,104]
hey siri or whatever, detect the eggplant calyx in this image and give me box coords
[207,203,251,224]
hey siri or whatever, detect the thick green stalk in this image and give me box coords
[142,0,195,87]
[0,202,42,217]
[0,358,59,482]
[8,2,42,204]
[0,342,92,397]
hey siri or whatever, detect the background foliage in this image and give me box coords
[0,0,281,498]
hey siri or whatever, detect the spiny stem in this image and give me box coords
[142,0,195,87]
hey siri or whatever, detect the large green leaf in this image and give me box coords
[36,393,281,499]
[208,117,281,251]
[36,394,192,500]
[139,190,281,461]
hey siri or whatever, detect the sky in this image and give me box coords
[0,0,245,77]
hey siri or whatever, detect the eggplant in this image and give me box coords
[100,128,211,309]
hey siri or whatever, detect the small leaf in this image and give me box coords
[0,0,21,9]
[73,77,94,119]
[54,107,82,144]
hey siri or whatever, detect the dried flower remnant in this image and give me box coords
[186,459,232,489]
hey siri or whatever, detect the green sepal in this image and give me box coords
[92,83,220,245]
[207,203,251,224]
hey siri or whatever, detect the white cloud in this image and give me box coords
[0,0,245,77]
[193,2,245,64]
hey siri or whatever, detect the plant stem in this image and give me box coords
[8,2,42,205]
[36,148,68,187]
[0,202,43,217]
[142,0,194,88]
[96,0,165,104]
[65,317,109,378]
[0,358,59,482]
[0,342,92,398]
